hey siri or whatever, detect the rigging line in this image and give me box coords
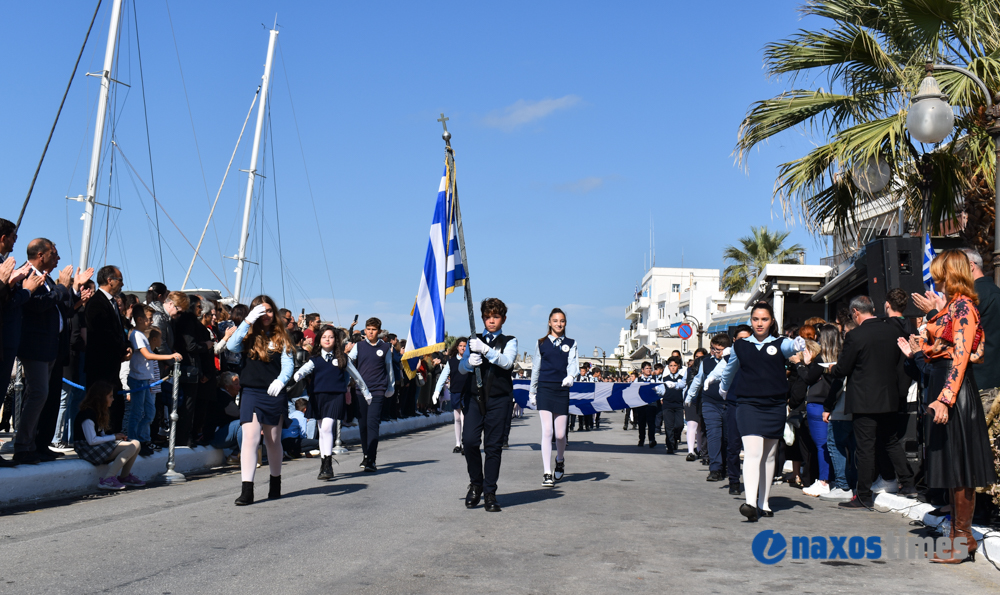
[163,0,227,273]
[132,0,164,281]
[110,140,232,292]
[276,39,340,325]
[266,104,286,307]
[12,0,103,236]
[182,85,260,291]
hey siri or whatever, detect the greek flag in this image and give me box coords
[512,380,663,416]
[923,233,936,292]
[402,164,466,376]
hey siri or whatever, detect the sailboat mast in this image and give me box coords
[233,27,278,303]
[78,0,124,271]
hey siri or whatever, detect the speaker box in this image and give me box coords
[865,237,925,317]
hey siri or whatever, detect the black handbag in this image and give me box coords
[180,364,200,383]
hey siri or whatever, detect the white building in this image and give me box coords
[616,267,750,362]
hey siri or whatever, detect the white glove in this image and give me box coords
[292,360,315,383]
[468,353,483,367]
[722,347,731,357]
[267,379,284,397]
[561,376,574,388]
[719,388,728,400]
[665,381,677,389]
[528,392,536,408]
[704,375,716,387]
[684,396,693,406]
[792,336,806,352]
[363,390,373,404]
[432,391,440,405]
[468,338,488,354]
[245,303,268,325]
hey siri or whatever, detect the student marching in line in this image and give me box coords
[348,317,396,473]
[432,337,470,454]
[712,301,805,522]
[635,362,666,447]
[528,308,578,487]
[293,325,372,480]
[459,298,517,512]
[683,347,708,461]
[226,295,295,506]
[658,357,687,454]
[723,324,753,495]
[685,334,733,481]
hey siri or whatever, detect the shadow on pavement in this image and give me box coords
[560,471,610,483]
[500,487,565,508]
[364,459,439,474]
[768,495,815,512]
[560,441,674,455]
[284,482,368,499]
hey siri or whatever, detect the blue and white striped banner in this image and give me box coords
[923,233,936,292]
[512,380,663,416]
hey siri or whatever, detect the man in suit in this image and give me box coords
[86,265,130,432]
[830,295,915,508]
[14,239,87,464]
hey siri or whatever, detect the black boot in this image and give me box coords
[484,492,501,512]
[268,475,281,500]
[465,484,483,508]
[235,481,254,506]
[317,456,334,481]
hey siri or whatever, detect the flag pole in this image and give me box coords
[440,115,486,414]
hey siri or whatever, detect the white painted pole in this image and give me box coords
[78,0,124,271]
[233,28,278,303]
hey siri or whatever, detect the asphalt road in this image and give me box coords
[1,411,997,594]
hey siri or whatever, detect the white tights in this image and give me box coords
[686,420,700,454]
[539,410,567,474]
[453,409,464,447]
[319,418,335,457]
[742,435,778,510]
[240,414,283,482]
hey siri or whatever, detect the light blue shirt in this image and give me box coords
[684,357,723,403]
[459,329,517,375]
[226,320,295,385]
[716,335,798,392]
[529,335,580,395]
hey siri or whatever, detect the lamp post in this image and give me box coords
[683,314,704,349]
[594,346,606,372]
[906,61,1000,283]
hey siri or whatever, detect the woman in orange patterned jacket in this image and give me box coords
[902,249,996,564]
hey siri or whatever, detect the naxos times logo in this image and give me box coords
[751,530,968,564]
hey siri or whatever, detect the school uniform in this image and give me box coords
[715,336,797,438]
[309,350,367,422]
[432,355,471,411]
[724,370,744,485]
[635,374,665,446]
[529,335,578,416]
[460,329,517,497]
[686,355,729,474]
[348,339,396,466]
[225,321,295,427]
[658,372,686,452]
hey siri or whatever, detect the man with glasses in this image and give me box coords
[685,334,733,482]
[86,265,131,432]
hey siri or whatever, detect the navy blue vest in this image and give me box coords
[241,352,282,390]
[448,356,470,395]
[356,340,389,393]
[462,333,514,399]
[700,356,727,404]
[732,338,789,397]
[537,337,575,383]
[311,353,348,394]
[661,372,685,408]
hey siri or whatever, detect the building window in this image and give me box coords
[717,304,727,313]
[671,283,680,293]
[693,282,698,290]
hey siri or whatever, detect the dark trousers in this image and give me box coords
[725,400,742,483]
[357,392,385,462]
[14,359,55,453]
[622,408,632,429]
[660,406,684,451]
[702,399,727,473]
[177,382,199,445]
[34,360,65,451]
[852,412,914,502]
[463,395,510,495]
[86,363,124,432]
[501,398,514,445]
[636,404,658,444]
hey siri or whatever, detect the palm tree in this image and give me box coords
[722,226,804,298]
[735,0,1000,271]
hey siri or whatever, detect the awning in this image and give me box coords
[707,312,751,334]
[810,258,868,303]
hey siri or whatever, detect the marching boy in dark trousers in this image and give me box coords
[348,317,395,473]
[460,298,517,512]
[659,358,687,453]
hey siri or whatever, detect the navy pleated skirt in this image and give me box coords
[312,391,345,421]
[536,381,569,416]
[736,394,787,439]
[240,386,286,426]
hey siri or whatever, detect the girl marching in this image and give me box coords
[225,295,295,506]
[432,337,470,454]
[528,309,579,487]
[292,325,372,480]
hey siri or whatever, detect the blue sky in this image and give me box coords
[3,0,830,356]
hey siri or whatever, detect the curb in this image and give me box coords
[0,412,453,509]
[874,491,1000,564]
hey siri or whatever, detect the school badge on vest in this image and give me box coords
[561,344,570,353]
[377,349,384,357]
[766,345,777,355]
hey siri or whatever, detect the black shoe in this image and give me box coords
[701,458,709,466]
[268,475,281,500]
[235,481,254,506]
[452,446,462,454]
[649,440,656,449]
[729,482,742,495]
[364,461,377,473]
[459,445,465,455]
[838,496,873,509]
[757,507,774,518]
[631,424,637,430]
[0,455,18,467]
[484,493,501,512]
[359,456,368,469]
[12,451,40,465]
[554,459,565,481]
[502,442,509,450]
[637,439,645,447]
[139,444,155,457]
[465,484,483,508]
[898,485,918,497]
[36,449,58,463]
[147,441,163,452]
[706,470,725,482]
[740,503,758,522]
[317,456,334,481]
[685,453,697,462]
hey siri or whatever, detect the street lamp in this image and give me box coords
[594,346,606,372]
[906,61,1000,283]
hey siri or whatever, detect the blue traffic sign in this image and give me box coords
[677,323,693,340]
